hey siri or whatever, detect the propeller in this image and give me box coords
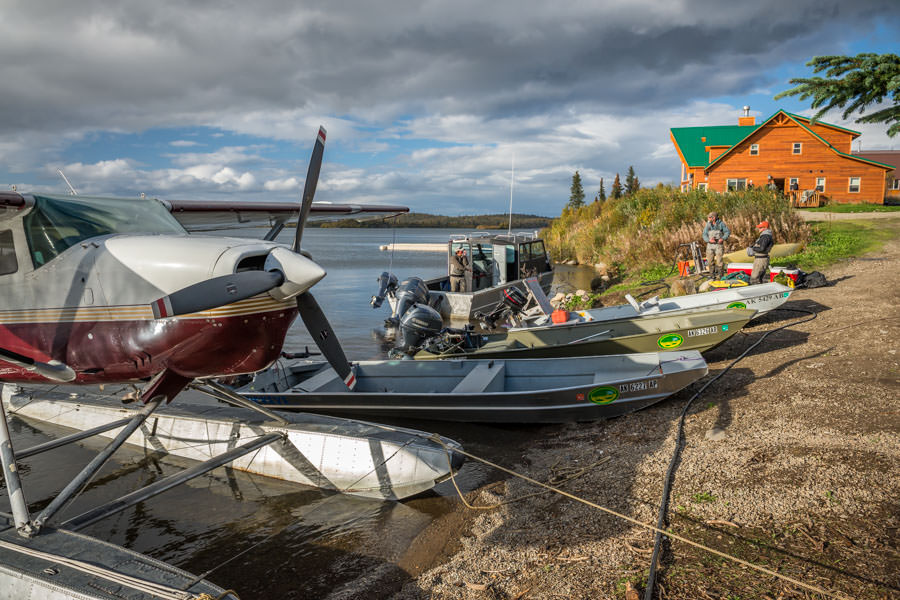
[291,126,357,390]
[151,270,285,319]
[0,347,76,383]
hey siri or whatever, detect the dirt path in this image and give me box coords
[796,210,900,220]
[390,221,900,600]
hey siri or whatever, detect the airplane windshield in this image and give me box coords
[23,194,186,268]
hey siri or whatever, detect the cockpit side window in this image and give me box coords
[0,230,17,275]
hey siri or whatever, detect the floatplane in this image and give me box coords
[0,127,463,599]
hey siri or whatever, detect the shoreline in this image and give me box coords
[384,221,900,600]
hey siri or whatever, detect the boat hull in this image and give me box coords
[238,352,709,423]
[415,308,755,360]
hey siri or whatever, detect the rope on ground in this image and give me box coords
[432,424,849,600]
[643,306,818,600]
[431,308,854,600]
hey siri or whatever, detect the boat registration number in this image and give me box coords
[619,379,658,393]
[687,325,718,337]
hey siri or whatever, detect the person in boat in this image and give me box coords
[450,247,469,292]
[702,211,731,280]
[747,220,774,284]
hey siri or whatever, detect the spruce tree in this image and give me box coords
[625,166,640,195]
[611,173,623,199]
[568,170,585,209]
[597,178,606,202]
[775,53,900,137]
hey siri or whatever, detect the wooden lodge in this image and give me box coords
[670,108,896,205]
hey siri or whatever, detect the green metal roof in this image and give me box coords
[670,124,759,167]
[671,110,884,170]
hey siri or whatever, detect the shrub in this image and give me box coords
[542,187,812,274]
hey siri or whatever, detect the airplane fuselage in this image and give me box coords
[1,193,322,384]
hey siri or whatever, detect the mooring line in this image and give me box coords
[432,431,849,600]
[429,308,857,600]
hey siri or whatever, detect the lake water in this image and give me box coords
[2,227,580,599]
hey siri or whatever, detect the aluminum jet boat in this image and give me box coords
[371,231,554,322]
[235,352,709,423]
[400,306,755,360]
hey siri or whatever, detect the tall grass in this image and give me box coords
[542,186,812,275]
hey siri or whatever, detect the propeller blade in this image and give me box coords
[293,126,327,253]
[295,292,356,390]
[151,270,284,319]
[0,348,76,382]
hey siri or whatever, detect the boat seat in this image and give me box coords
[523,277,554,316]
[297,366,347,392]
[452,361,506,394]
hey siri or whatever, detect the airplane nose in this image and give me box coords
[262,247,326,301]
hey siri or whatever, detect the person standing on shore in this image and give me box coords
[702,211,731,280]
[450,247,469,292]
[747,220,774,284]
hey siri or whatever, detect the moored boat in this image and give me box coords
[404,307,755,360]
[372,231,554,322]
[236,352,709,423]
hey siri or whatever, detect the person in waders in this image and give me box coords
[702,211,731,280]
[748,220,774,284]
[450,247,469,292]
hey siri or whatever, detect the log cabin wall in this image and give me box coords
[706,118,886,203]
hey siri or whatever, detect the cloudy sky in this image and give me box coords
[1,1,896,216]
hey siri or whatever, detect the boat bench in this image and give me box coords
[451,361,506,394]
[298,366,349,392]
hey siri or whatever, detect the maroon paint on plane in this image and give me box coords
[0,308,298,384]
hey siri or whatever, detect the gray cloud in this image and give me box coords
[0,0,894,214]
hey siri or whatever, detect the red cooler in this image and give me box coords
[725,262,754,277]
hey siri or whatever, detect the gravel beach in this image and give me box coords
[387,220,900,600]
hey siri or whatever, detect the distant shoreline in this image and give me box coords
[310,212,552,229]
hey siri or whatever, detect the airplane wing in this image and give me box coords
[162,199,408,232]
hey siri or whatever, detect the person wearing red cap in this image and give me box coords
[747,220,773,284]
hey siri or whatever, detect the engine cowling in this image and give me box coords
[397,303,444,351]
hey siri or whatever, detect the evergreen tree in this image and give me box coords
[568,170,585,208]
[611,173,623,199]
[624,166,640,195]
[596,178,606,203]
[775,53,900,137]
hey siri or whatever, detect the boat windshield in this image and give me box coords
[23,194,186,268]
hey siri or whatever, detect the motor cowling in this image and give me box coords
[475,286,529,329]
[389,277,429,322]
[370,271,399,308]
[397,303,444,352]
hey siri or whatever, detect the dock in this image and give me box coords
[379,242,446,252]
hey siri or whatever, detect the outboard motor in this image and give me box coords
[396,303,444,353]
[370,271,399,308]
[387,277,429,324]
[474,286,529,329]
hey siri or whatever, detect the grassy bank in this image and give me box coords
[772,219,898,271]
[542,187,812,275]
[803,203,900,213]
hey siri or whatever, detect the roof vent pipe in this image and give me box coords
[742,105,750,117]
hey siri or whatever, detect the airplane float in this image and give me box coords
[0,126,409,538]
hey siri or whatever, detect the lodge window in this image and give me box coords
[816,177,826,192]
[697,182,708,191]
[891,178,899,191]
[726,178,746,191]
[792,143,802,154]
[749,144,759,156]
[0,229,17,275]
[789,177,799,190]
[848,177,860,193]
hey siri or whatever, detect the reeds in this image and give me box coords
[542,187,812,274]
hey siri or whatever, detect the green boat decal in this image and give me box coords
[588,386,619,405]
[726,301,746,309]
[657,333,684,349]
